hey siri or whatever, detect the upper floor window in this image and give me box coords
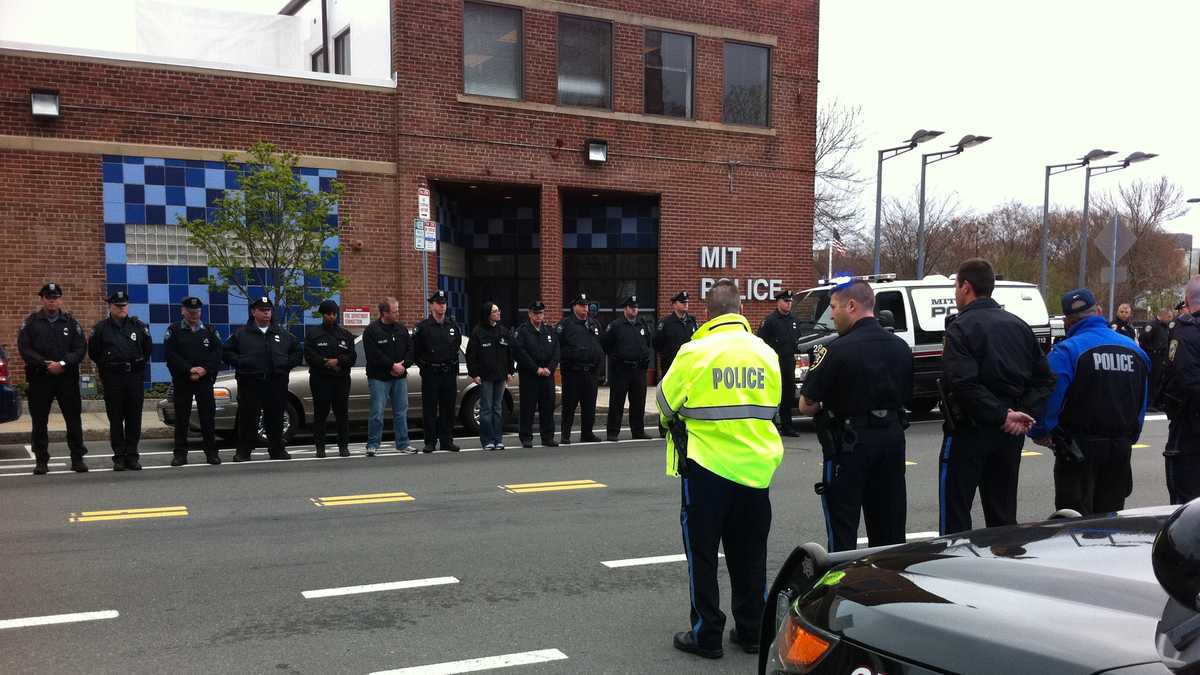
[334,29,351,75]
[724,42,770,126]
[644,30,693,118]
[463,2,522,99]
[311,48,326,73]
[557,15,611,109]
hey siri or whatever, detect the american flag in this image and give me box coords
[829,238,848,254]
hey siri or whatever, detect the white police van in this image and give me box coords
[791,273,1053,415]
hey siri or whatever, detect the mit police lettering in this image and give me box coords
[1092,352,1135,373]
[711,366,767,390]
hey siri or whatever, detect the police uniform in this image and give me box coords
[163,297,223,465]
[1160,310,1200,504]
[412,290,462,452]
[305,300,357,458]
[86,290,152,470]
[653,291,699,376]
[657,311,784,658]
[511,300,559,448]
[757,291,802,436]
[222,296,302,461]
[1032,289,1149,515]
[17,283,89,473]
[557,293,605,443]
[1111,318,1138,342]
[601,295,653,441]
[800,314,913,552]
[938,295,1055,535]
[1140,317,1172,407]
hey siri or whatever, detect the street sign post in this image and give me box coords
[342,306,371,328]
[413,218,438,316]
[1096,214,1136,318]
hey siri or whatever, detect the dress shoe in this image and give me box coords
[112,461,126,472]
[272,451,292,460]
[729,629,759,654]
[673,631,722,659]
[632,433,653,440]
[559,437,572,445]
[206,454,222,465]
[422,444,436,453]
[32,462,48,475]
[521,440,534,449]
[71,460,90,473]
[232,453,250,462]
[606,435,620,442]
[542,439,559,447]
[780,428,801,438]
[445,443,461,452]
[314,447,326,458]
[125,460,142,471]
[338,447,351,457]
[171,456,188,467]
[581,434,603,443]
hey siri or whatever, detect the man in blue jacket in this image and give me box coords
[1031,288,1149,515]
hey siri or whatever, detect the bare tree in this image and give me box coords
[877,188,962,278]
[814,101,866,243]
[1092,176,1188,307]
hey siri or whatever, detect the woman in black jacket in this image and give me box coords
[466,301,514,450]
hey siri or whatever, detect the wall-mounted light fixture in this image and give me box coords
[585,139,608,165]
[31,89,60,118]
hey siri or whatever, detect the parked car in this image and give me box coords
[0,346,19,423]
[159,335,557,443]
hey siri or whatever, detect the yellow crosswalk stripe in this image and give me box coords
[69,506,188,523]
[501,479,606,494]
[311,492,414,507]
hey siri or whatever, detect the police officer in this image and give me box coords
[557,293,604,444]
[163,297,223,466]
[798,280,913,552]
[88,290,152,471]
[18,282,89,474]
[1140,307,1173,408]
[602,295,653,442]
[511,300,559,448]
[757,290,802,436]
[223,296,302,461]
[658,279,783,659]
[1111,302,1138,341]
[412,290,462,453]
[305,299,357,458]
[653,291,698,437]
[1030,289,1149,515]
[938,259,1055,535]
[1159,276,1200,504]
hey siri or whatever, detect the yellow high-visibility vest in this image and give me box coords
[657,313,784,488]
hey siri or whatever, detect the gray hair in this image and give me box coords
[707,279,742,318]
[1187,276,1200,307]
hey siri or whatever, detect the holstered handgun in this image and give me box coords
[1050,429,1085,464]
[937,378,970,431]
[813,409,842,461]
[667,415,689,474]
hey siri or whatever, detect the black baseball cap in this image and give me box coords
[1061,288,1097,316]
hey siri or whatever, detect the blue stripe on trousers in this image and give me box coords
[939,436,953,535]
[821,459,834,550]
[680,476,702,636]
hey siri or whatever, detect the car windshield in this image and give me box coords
[795,289,834,331]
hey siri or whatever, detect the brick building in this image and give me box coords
[0,0,817,384]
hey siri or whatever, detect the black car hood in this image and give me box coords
[806,508,1174,675]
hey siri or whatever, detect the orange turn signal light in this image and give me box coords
[780,614,831,670]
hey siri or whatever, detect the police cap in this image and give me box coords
[572,292,589,306]
[181,296,204,310]
[250,296,273,310]
[621,295,639,308]
[671,291,689,303]
[528,300,546,312]
[318,299,339,315]
[106,290,130,305]
[1061,288,1097,316]
[428,290,447,304]
[775,290,793,301]
[38,282,63,298]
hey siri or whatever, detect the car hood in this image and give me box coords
[804,508,1174,675]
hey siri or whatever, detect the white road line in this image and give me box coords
[369,649,568,675]
[0,610,119,630]
[1145,413,1168,422]
[301,576,459,599]
[856,531,940,546]
[0,463,65,470]
[603,552,725,569]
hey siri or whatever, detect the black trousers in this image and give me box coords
[820,425,907,552]
[517,369,556,443]
[101,369,145,465]
[421,368,456,448]
[778,357,796,431]
[1053,438,1133,515]
[27,373,86,462]
[310,375,350,450]
[938,425,1022,535]
[173,377,217,457]
[1165,423,1200,505]
[680,461,771,651]
[235,374,288,459]
[606,362,647,438]
[560,368,597,438]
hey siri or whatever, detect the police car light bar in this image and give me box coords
[817,273,897,286]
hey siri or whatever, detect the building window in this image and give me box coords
[463,1,522,99]
[311,48,326,73]
[724,42,770,126]
[557,15,611,109]
[334,29,351,75]
[644,30,693,118]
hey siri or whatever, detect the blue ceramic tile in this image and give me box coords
[143,157,165,167]
[185,168,205,188]
[123,164,144,185]
[187,266,206,284]
[144,185,166,206]
[204,169,225,189]
[168,266,189,285]
[124,184,144,204]
[229,304,248,324]
[145,205,165,225]
[288,325,305,340]
[300,175,319,192]
[102,182,124,204]
[318,168,337,178]
[128,285,149,304]
[128,302,149,319]
[166,186,185,206]
[169,285,188,303]
[105,243,127,264]
[205,189,223,207]
[124,204,145,225]
[185,159,204,168]
[621,234,638,248]
[104,223,125,244]
[127,265,148,285]
[148,265,168,284]
[186,206,205,222]
[204,161,224,170]
[148,284,169,304]
[165,167,185,186]
[225,170,240,189]
[209,305,228,324]
[319,177,332,192]
[144,165,165,185]
[184,186,206,207]
[325,214,337,227]
[563,233,577,249]
[300,167,319,176]
[323,252,339,271]
[166,205,187,225]
[188,284,208,299]
[149,323,168,342]
[102,154,122,163]
[150,363,169,383]
[166,158,187,168]
[150,305,171,324]
[123,156,144,165]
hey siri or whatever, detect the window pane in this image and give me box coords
[334,30,351,75]
[558,16,611,108]
[644,30,693,118]
[724,42,770,125]
[464,2,522,99]
[311,49,326,73]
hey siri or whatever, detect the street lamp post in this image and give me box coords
[1077,151,1158,288]
[873,129,943,275]
[916,134,991,279]
[1039,149,1117,297]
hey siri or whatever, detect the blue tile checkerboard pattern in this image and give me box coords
[563,199,659,249]
[438,201,539,250]
[102,155,340,384]
[437,275,468,330]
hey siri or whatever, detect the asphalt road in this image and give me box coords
[0,415,1175,674]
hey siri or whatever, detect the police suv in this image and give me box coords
[791,274,1053,415]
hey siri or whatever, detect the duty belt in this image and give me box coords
[103,360,145,373]
[846,410,902,428]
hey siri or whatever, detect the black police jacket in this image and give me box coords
[222,321,302,378]
[758,310,801,359]
[800,316,912,417]
[602,317,652,368]
[1161,312,1200,449]
[163,320,223,381]
[18,310,86,378]
[362,319,411,381]
[87,315,152,374]
[653,312,698,371]
[411,317,462,369]
[1140,320,1171,357]
[512,320,559,373]
[1111,319,1138,342]
[305,322,357,379]
[941,297,1055,429]
[557,315,604,371]
[466,323,515,381]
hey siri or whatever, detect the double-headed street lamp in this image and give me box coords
[872,129,944,275]
[1039,149,1117,296]
[1077,151,1158,288]
[917,134,991,279]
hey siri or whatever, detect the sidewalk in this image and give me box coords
[0,386,660,444]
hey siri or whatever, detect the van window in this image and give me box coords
[795,289,834,331]
[875,290,907,331]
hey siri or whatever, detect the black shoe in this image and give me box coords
[272,451,292,460]
[32,462,48,476]
[632,433,653,440]
[206,454,222,465]
[560,436,572,445]
[445,443,461,452]
[112,461,126,472]
[606,435,620,442]
[673,631,722,659]
[729,629,759,654]
[125,460,142,471]
[232,453,250,462]
[543,439,559,447]
[422,444,436,453]
[521,440,534,449]
[71,460,90,473]
[170,455,187,467]
[338,447,351,457]
[581,434,603,443]
[780,428,801,438]
[314,448,326,458]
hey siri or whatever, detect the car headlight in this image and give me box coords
[766,600,837,673]
[213,388,232,401]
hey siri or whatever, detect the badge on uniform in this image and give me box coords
[811,344,828,370]
[131,332,138,341]
[202,338,210,347]
[546,335,552,342]
[1145,325,1153,333]
[273,334,281,342]
[639,328,645,335]
[62,327,69,336]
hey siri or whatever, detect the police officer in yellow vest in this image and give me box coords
[657,279,784,660]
